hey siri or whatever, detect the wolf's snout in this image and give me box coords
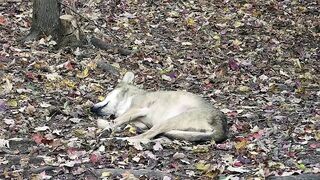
[91,106,101,114]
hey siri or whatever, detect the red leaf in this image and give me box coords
[90,152,101,164]
[26,72,36,80]
[309,143,319,149]
[32,133,53,145]
[41,138,53,145]
[67,147,78,156]
[0,16,6,25]
[233,161,243,167]
[227,111,238,118]
[235,136,247,142]
[170,162,179,169]
[228,59,239,71]
[64,61,74,70]
[32,133,44,144]
[215,143,230,150]
[287,151,296,157]
[248,130,264,140]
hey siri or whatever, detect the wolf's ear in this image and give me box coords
[122,72,135,83]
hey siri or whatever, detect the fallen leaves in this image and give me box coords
[6,99,17,107]
[32,133,53,145]
[76,67,89,79]
[0,0,319,179]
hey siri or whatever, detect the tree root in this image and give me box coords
[19,30,40,42]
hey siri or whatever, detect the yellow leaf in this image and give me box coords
[62,79,76,88]
[295,86,305,94]
[7,99,18,107]
[73,129,86,137]
[186,17,196,27]
[129,126,137,134]
[315,131,320,141]
[98,96,105,101]
[232,39,242,46]
[101,171,112,177]
[195,163,210,171]
[77,67,89,79]
[205,169,219,178]
[297,163,306,170]
[235,140,248,151]
[87,61,97,70]
[169,11,179,17]
[234,21,244,28]
[238,85,250,92]
[212,34,220,40]
[19,95,28,100]
[192,145,209,153]
[212,34,221,46]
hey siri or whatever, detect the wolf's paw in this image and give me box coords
[97,119,111,129]
[97,119,114,138]
[98,127,113,138]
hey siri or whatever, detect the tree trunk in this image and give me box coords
[24,0,63,42]
[22,0,128,52]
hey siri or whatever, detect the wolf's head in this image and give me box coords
[91,72,143,117]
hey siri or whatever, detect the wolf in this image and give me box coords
[91,72,228,143]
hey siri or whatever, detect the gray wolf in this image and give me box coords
[91,72,228,143]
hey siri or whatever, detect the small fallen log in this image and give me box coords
[267,173,320,180]
[91,168,173,179]
[90,37,132,56]
[96,61,120,76]
[30,166,57,174]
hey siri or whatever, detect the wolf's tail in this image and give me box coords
[164,129,227,142]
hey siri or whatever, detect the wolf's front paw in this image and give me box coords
[97,119,111,129]
[98,127,113,137]
[97,119,114,137]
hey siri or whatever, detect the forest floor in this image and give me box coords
[0,0,319,179]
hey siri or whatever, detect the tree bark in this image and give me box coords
[24,0,63,42]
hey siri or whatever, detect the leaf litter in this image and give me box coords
[0,0,319,179]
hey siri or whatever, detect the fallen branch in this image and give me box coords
[96,61,120,76]
[91,168,173,179]
[267,173,320,180]
[90,37,131,56]
[30,166,57,174]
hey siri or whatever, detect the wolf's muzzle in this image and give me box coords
[91,102,109,115]
[90,106,102,114]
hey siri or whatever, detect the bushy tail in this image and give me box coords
[164,129,227,142]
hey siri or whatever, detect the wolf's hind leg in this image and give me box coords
[128,109,213,141]
[128,108,227,142]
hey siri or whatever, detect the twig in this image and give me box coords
[30,166,57,173]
